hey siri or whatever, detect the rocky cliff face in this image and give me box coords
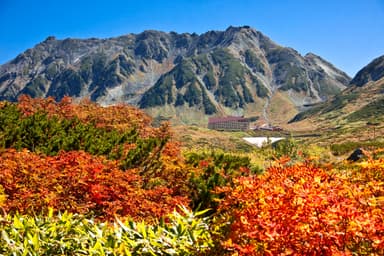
[349,55,384,87]
[0,26,351,125]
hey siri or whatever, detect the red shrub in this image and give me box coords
[216,162,384,255]
[0,149,189,221]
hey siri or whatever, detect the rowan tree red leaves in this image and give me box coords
[216,161,384,255]
[16,95,153,135]
[0,149,189,221]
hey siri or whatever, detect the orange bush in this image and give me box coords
[0,96,193,222]
[216,161,384,255]
[0,149,189,221]
[16,95,154,136]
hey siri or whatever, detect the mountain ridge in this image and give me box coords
[288,54,384,142]
[350,55,384,86]
[0,26,351,125]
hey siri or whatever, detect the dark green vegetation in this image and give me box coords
[139,58,218,114]
[139,48,270,112]
[330,140,384,156]
[19,75,48,97]
[0,103,167,172]
[244,49,266,75]
[279,65,308,93]
[268,48,308,93]
[47,69,84,100]
[347,98,384,121]
[290,92,359,122]
[139,75,174,107]
[15,52,137,102]
[211,49,256,107]
[186,151,256,211]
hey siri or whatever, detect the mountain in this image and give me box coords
[350,55,384,86]
[0,26,351,125]
[289,55,384,141]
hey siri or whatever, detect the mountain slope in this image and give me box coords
[0,26,351,125]
[350,55,384,86]
[289,55,384,142]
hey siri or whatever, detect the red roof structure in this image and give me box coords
[208,116,250,131]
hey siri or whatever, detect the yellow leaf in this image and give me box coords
[240,216,249,225]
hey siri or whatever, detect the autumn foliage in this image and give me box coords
[0,95,189,221]
[16,95,153,135]
[0,148,188,221]
[216,161,384,255]
[0,96,383,255]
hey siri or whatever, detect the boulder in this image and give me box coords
[347,148,368,162]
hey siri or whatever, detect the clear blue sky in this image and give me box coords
[1,0,383,76]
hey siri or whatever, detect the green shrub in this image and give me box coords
[0,103,167,172]
[272,137,298,159]
[186,151,252,211]
[347,98,384,122]
[330,140,384,156]
[0,207,213,255]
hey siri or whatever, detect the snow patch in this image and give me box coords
[243,137,284,148]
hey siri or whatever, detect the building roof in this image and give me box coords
[208,116,248,124]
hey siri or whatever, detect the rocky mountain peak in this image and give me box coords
[0,26,352,125]
[222,25,257,38]
[304,52,351,87]
[216,26,275,51]
[350,55,384,86]
[44,36,57,42]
